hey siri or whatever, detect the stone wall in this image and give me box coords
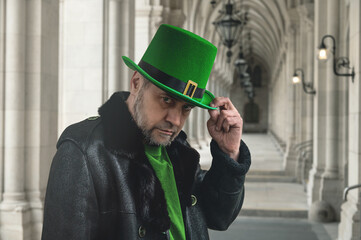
[0,1,59,239]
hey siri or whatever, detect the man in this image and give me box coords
[42,24,251,240]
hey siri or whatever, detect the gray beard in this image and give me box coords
[133,89,176,147]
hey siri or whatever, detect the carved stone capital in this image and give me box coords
[297,4,314,32]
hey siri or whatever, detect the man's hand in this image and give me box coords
[207,97,243,161]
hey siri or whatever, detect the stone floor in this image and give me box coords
[242,133,285,171]
[209,216,337,240]
[197,133,338,240]
[240,134,308,218]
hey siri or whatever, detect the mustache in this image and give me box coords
[155,122,178,133]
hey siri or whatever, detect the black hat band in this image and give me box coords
[138,60,205,99]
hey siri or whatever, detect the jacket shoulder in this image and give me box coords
[57,116,103,152]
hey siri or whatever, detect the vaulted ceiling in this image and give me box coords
[180,0,313,80]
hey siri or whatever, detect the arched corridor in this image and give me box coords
[0,0,361,239]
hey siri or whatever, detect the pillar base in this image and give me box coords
[308,200,335,222]
[338,198,360,240]
[319,174,342,220]
[284,139,297,176]
[27,190,45,240]
[0,201,31,240]
[307,167,323,206]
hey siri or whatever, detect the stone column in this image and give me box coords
[1,1,59,238]
[284,24,298,175]
[322,0,339,178]
[294,68,301,145]
[1,0,31,239]
[294,21,302,148]
[58,0,64,135]
[294,17,306,179]
[298,8,309,144]
[149,0,163,38]
[221,81,226,97]
[0,0,5,204]
[302,18,315,185]
[106,0,135,97]
[218,80,222,97]
[304,6,315,143]
[161,0,185,27]
[296,5,315,182]
[338,0,361,239]
[307,0,328,207]
[160,0,170,24]
[105,0,124,97]
[119,0,135,91]
[304,26,315,140]
[227,82,232,98]
[317,0,343,221]
[224,82,228,98]
[135,0,152,62]
[2,0,27,207]
[213,73,218,96]
[222,81,226,97]
[24,1,59,239]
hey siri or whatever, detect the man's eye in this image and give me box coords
[184,105,194,111]
[163,97,171,103]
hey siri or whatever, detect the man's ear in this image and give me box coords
[129,71,142,95]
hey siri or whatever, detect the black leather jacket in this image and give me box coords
[41,92,251,240]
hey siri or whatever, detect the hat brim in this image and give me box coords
[122,56,217,110]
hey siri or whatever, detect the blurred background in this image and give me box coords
[0,0,360,239]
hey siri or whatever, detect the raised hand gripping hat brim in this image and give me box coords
[122,24,217,110]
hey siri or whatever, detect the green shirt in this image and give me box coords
[144,144,186,240]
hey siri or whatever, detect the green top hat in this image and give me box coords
[122,24,217,110]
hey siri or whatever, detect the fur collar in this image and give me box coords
[98,91,200,232]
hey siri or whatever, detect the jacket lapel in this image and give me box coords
[167,134,200,207]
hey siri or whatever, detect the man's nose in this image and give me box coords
[165,107,182,127]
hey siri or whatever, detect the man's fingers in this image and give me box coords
[208,109,219,122]
[209,97,242,132]
[216,110,230,131]
[216,111,242,131]
[211,97,236,111]
[222,119,230,132]
[222,116,242,132]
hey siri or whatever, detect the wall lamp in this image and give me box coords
[234,46,248,74]
[318,34,355,82]
[292,68,316,95]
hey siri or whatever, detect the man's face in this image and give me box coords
[133,79,194,146]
